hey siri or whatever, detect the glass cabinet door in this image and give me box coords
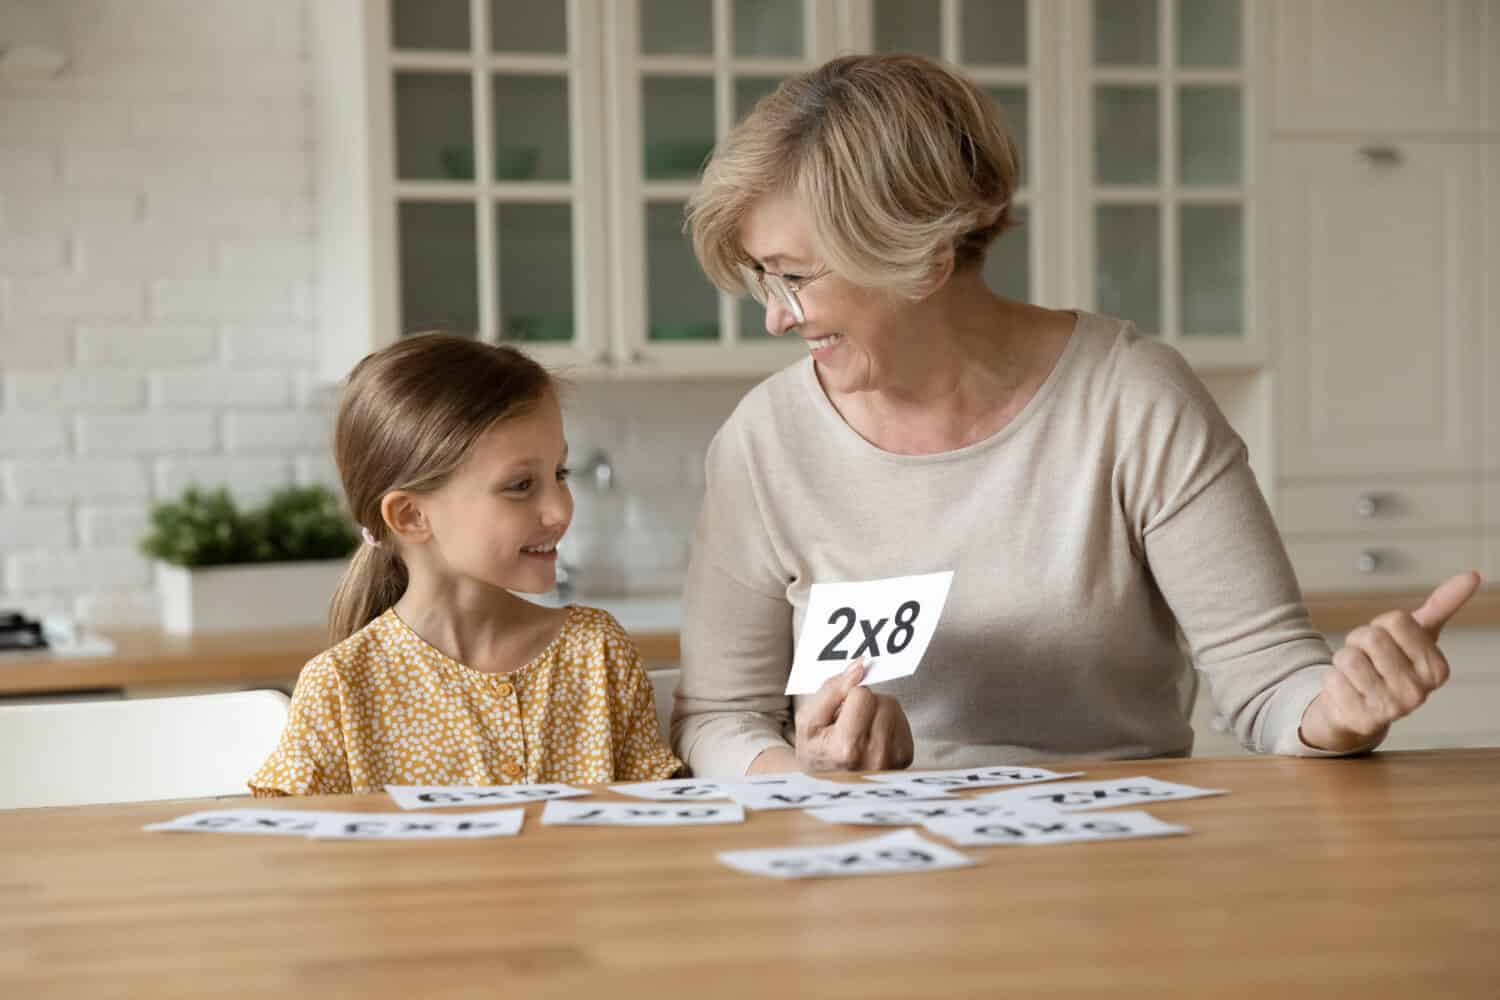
[387,0,606,366]
[865,0,1048,307]
[610,0,835,374]
[1081,0,1252,361]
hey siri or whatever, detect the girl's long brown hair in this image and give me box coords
[327,334,552,642]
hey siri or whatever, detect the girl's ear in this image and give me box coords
[381,491,430,544]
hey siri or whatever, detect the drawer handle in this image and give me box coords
[1355,493,1381,518]
[1356,550,1381,574]
[1359,145,1402,167]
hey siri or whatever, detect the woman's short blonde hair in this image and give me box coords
[687,54,1020,300]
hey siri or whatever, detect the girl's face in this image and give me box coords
[417,391,573,596]
[738,193,915,397]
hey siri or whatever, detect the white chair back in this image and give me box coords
[0,690,290,809]
[648,667,679,746]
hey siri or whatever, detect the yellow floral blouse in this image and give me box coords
[249,605,682,796]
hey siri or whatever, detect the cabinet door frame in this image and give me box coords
[602,0,836,378]
[1060,0,1264,370]
[319,0,613,381]
[1272,140,1483,480]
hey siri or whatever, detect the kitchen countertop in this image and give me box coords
[0,595,682,697]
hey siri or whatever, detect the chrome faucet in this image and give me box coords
[552,449,609,604]
[578,449,615,492]
[554,557,575,602]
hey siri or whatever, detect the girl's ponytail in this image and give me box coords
[327,538,407,643]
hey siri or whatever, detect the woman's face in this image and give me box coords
[738,193,914,396]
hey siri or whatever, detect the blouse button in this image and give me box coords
[494,681,514,698]
[502,761,523,780]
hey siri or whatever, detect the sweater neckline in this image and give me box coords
[797,309,1089,465]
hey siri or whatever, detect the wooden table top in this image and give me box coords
[2,749,1496,998]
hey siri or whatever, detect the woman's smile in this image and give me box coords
[803,332,844,360]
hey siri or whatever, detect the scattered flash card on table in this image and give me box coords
[924,810,1188,847]
[979,776,1226,812]
[308,808,524,840]
[540,800,746,826]
[724,778,957,812]
[806,799,1063,827]
[718,828,974,880]
[384,783,589,810]
[610,778,731,801]
[786,571,954,695]
[144,807,526,840]
[145,809,322,836]
[863,765,1085,790]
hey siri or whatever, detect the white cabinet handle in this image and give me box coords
[1355,493,1380,518]
[1356,550,1381,574]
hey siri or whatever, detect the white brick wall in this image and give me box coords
[0,0,324,626]
[0,0,756,628]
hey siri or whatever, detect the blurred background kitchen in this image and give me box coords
[0,0,1496,754]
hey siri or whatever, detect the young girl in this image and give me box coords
[250,334,682,796]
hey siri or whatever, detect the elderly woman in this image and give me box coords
[672,54,1479,779]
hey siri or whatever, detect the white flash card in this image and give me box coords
[806,799,1063,827]
[384,783,589,810]
[718,828,974,880]
[978,776,1226,812]
[864,765,1085,790]
[724,780,956,812]
[924,810,1188,847]
[308,808,524,840]
[540,800,746,827]
[717,772,844,793]
[786,571,954,695]
[610,778,731,801]
[144,809,323,836]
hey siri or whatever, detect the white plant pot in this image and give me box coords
[157,560,350,634]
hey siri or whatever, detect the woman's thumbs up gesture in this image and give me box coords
[1299,571,1483,752]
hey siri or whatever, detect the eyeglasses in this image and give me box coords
[741,264,831,326]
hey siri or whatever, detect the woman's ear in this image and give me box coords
[381,491,430,545]
[916,248,956,301]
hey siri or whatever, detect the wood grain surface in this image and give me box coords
[2,750,1496,998]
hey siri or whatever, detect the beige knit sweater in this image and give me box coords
[673,312,1363,778]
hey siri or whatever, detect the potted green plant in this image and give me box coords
[141,485,357,634]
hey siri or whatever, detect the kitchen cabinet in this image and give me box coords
[1487,140,1499,583]
[1062,0,1262,367]
[1271,139,1485,590]
[314,0,838,381]
[314,0,1262,379]
[1273,142,1483,480]
[1265,0,1497,596]
[1268,0,1489,135]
